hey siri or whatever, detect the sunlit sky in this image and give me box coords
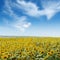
[0,0,60,36]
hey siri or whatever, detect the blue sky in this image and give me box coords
[0,0,60,36]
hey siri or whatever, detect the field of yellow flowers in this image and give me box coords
[0,37,60,60]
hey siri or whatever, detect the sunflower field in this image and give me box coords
[0,37,60,60]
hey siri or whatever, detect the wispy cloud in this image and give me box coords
[3,0,31,32]
[17,0,40,17]
[13,16,31,32]
[2,0,60,32]
[16,0,60,19]
[41,0,60,19]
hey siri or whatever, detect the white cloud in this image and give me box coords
[41,0,60,19]
[23,22,31,28]
[16,0,60,19]
[3,0,14,16]
[3,0,31,32]
[16,0,40,17]
[13,16,31,32]
[4,0,60,21]
[44,9,56,19]
[3,0,60,31]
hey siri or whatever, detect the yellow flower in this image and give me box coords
[47,50,54,56]
[1,54,8,59]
